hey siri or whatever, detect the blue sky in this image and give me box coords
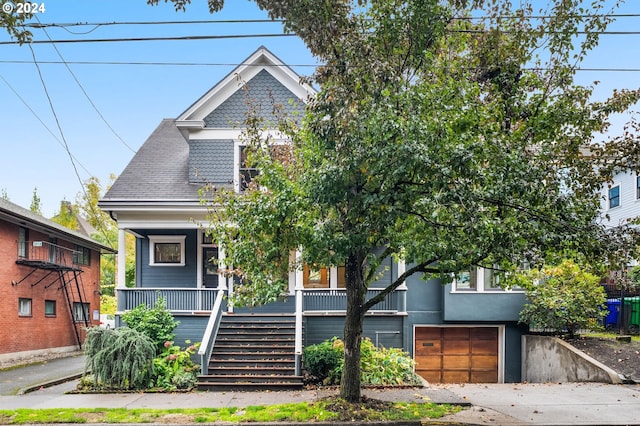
[0,0,638,217]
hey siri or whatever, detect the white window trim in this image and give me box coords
[452,267,524,293]
[148,235,186,266]
[234,139,289,193]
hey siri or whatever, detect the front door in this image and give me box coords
[203,247,219,288]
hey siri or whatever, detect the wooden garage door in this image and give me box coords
[415,327,498,383]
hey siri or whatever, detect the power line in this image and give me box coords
[0,27,637,45]
[0,73,93,177]
[34,16,137,154]
[0,33,297,45]
[27,44,116,250]
[20,13,640,29]
[0,59,638,73]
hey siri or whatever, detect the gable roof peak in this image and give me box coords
[176,46,315,125]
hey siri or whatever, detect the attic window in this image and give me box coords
[149,235,186,266]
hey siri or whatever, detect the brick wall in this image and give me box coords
[0,219,102,356]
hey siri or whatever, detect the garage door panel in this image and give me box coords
[443,340,470,353]
[472,371,498,383]
[471,340,497,354]
[471,327,498,340]
[443,328,470,339]
[415,356,442,369]
[416,370,442,383]
[416,327,441,340]
[472,355,498,369]
[416,340,441,355]
[443,371,470,383]
[443,355,469,369]
[415,326,499,384]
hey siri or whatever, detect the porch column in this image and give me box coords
[397,259,407,313]
[117,228,127,289]
[294,249,304,375]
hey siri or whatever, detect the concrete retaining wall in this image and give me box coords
[522,335,621,384]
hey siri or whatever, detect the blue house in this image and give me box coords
[99,46,528,390]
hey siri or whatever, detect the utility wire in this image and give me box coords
[20,13,640,28]
[27,44,116,250]
[0,33,298,45]
[0,59,638,73]
[34,15,137,154]
[0,73,93,177]
[1,28,638,45]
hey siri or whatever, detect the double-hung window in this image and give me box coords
[609,184,620,209]
[636,175,640,200]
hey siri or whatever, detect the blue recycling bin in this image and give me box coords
[605,298,621,330]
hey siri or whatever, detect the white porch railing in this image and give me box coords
[197,288,226,375]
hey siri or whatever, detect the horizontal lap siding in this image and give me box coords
[304,316,404,349]
[137,230,197,288]
[172,315,209,347]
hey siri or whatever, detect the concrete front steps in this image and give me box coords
[197,313,303,391]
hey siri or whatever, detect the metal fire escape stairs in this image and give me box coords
[13,241,91,349]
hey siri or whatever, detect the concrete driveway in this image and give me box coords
[439,382,640,425]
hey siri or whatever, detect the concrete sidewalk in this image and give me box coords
[2,355,640,425]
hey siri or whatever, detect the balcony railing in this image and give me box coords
[17,241,83,269]
[118,286,405,314]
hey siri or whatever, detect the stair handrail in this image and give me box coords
[294,284,303,376]
[198,287,225,375]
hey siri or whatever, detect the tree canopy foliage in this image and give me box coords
[154,0,640,401]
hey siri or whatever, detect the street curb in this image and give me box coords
[18,372,84,395]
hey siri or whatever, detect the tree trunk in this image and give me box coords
[340,252,367,402]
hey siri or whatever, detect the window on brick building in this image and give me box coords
[45,300,56,316]
[18,298,32,316]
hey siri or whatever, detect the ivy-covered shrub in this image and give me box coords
[518,259,607,338]
[303,337,421,386]
[120,296,179,354]
[84,327,156,390]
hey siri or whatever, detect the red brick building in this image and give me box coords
[0,198,115,365]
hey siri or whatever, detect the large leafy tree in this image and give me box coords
[153,0,640,401]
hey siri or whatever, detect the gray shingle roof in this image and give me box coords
[102,119,205,201]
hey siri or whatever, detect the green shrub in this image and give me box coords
[303,337,421,386]
[303,337,343,384]
[153,340,201,390]
[84,327,156,390]
[519,259,607,338]
[360,338,422,386]
[120,296,179,354]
